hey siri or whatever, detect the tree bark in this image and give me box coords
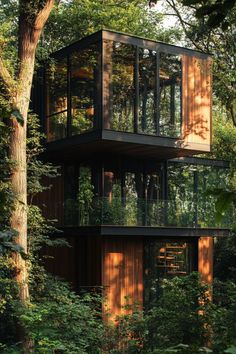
[8,0,55,306]
[0,1,54,350]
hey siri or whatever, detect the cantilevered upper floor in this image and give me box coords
[34,30,212,161]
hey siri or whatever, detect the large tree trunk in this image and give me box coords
[8,0,55,307]
[0,2,55,350]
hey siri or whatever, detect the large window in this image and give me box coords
[64,164,95,226]
[167,162,230,227]
[104,40,183,137]
[103,160,163,226]
[144,240,197,308]
[46,58,67,141]
[159,53,182,137]
[46,44,99,141]
[106,41,135,132]
[70,44,99,135]
[138,48,156,135]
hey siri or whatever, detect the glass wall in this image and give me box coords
[45,44,99,141]
[138,48,156,135]
[46,58,68,141]
[159,53,182,137]
[102,160,163,226]
[167,162,230,227]
[107,41,135,132]
[70,44,99,135]
[104,40,183,137]
[63,159,164,226]
[144,240,197,308]
[64,163,96,226]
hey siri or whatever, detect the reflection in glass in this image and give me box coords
[70,44,98,135]
[159,53,181,137]
[78,165,94,225]
[139,48,156,135]
[168,163,231,227]
[46,58,67,141]
[108,42,135,132]
[144,240,196,307]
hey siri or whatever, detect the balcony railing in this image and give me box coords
[57,197,232,228]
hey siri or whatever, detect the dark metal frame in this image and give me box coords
[42,29,211,147]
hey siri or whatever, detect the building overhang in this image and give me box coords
[42,129,210,163]
[58,226,229,238]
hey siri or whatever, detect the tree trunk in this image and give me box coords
[1,1,55,350]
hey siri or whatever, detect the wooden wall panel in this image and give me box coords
[33,171,64,226]
[198,236,213,285]
[102,237,143,320]
[44,234,102,292]
[182,55,212,152]
[43,236,77,288]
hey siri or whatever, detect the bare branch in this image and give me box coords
[166,0,204,51]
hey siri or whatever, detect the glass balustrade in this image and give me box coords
[46,197,232,228]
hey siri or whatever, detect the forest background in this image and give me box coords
[0,0,236,353]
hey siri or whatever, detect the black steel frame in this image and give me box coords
[42,29,211,144]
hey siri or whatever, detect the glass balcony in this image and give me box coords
[53,197,232,228]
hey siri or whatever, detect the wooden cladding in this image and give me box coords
[102,237,143,320]
[182,56,212,151]
[198,236,213,285]
[33,173,64,225]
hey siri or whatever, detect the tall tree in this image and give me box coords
[0,0,54,304]
[161,0,236,126]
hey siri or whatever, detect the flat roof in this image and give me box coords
[50,29,210,60]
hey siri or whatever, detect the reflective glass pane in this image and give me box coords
[70,44,98,135]
[159,53,181,137]
[78,165,95,225]
[46,58,67,141]
[108,42,135,132]
[139,48,156,135]
[47,58,67,115]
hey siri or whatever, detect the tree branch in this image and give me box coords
[166,0,204,51]
[34,0,55,32]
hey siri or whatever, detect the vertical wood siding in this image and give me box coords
[182,55,212,151]
[198,236,213,285]
[43,236,77,287]
[33,172,64,226]
[102,237,143,320]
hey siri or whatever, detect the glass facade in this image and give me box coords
[108,42,135,132]
[138,48,156,135]
[159,54,182,137]
[61,159,231,228]
[70,45,98,135]
[45,44,99,142]
[167,162,231,227]
[46,58,68,141]
[44,35,186,141]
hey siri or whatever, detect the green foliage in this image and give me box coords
[42,0,181,53]
[164,1,236,126]
[180,0,236,29]
[0,256,19,348]
[211,280,236,353]
[19,275,104,354]
[104,274,236,354]
[214,233,236,282]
